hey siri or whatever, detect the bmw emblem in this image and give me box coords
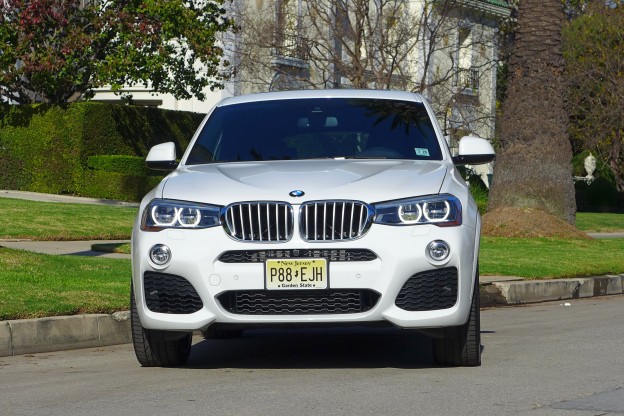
[289,190,305,197]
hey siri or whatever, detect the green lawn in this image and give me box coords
[0,247,130,320]
[480,237,624,279]
[1,199,623,320]
[576,212,624,233]
[0,198,137,240]
[91,242,131,254]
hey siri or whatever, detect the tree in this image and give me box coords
[231,0,510,143]
[487,0,577,226]
[0,0,235,104]
[563,2,624,191]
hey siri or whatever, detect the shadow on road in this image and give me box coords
[185,327,439,370]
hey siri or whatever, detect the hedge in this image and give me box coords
[80,171,164,202]
[575,178,624,213]
[87,155,160,177]
[0,102,204,201]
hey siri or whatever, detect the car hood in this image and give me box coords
[160,160,449,205]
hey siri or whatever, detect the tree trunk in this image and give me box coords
[488,0,576,225]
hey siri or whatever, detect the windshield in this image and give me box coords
[186,98,443,164]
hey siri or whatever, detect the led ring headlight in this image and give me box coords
[141,199,221,231]
[177,208,201,227]
[373,195,461,226]
[423,200,450,222]
[398,203,422,224]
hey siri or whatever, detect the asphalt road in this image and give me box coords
[1,295,623,416]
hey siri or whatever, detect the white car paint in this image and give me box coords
[132,89,494,367]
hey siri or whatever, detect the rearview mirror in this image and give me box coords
[146,142,177,171]
[452,136,495,165]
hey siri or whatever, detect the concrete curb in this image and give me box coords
[480,274,624,307]
[1,275,623,357]
[0,311,130,357]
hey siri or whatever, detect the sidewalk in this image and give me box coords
[0,239,131,259]
[1,190,623,357]
[0,190,139,207]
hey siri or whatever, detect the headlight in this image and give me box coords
[374,195,462,226]
[141,199,221,231]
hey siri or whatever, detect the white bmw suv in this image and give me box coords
[131,89,495,367]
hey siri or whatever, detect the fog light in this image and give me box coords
[149,244,171,266]
[427,240,450,262]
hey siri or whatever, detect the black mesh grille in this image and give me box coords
[217,290,380,315]
[395,267,458,311]
[218,249,377,263]
[143,272,203,314]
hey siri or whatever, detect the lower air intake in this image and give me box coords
[143,272,203,314]
[217,289,380,315]
[395,267,458,311]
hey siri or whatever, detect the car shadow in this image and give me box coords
[185,327,440,370]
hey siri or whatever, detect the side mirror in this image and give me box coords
[146,142,177,171]
[452,136,495,165]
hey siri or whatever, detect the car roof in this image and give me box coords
[217,89,424,107]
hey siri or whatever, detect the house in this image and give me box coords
[229,0,510,185]
[94,0,510,185]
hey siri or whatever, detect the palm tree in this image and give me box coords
[488,0,576,226]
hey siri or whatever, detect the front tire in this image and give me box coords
[432,268,481,367]
[131,285,192,367]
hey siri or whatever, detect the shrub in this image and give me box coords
[470,184,489,216]
[0,102,202,201]
[80,171,163,202]
[87,155,157,177]
[585,177,618,212]
[457,166,489,215]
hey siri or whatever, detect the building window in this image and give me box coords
[454,28,479,93]
[273,0,309,62]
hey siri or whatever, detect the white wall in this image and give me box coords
[91,84,232,114]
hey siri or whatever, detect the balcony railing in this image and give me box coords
[272,32,311,63]
[454,68,480,93]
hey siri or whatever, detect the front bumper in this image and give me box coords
[131,222,479,332]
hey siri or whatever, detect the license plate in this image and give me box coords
[265,258,328,290]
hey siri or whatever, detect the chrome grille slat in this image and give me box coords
[284,204,288,241]
[323,202,327,240]
[276,203,280,241]
[304,206,309,240]
[314,203,318,240]
[359,204,365,233]
[340,201,345,239]
[332,203,336,241]
[266,203,271,242]
[247,204,254,241]
[257,204,262,242]
[238,205,245,239]
[300,200,372,242]
[224,200,371,242]
[224,202,294,242]
[229,208,236,236]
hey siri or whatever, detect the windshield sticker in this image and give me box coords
[415,148,430,157]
